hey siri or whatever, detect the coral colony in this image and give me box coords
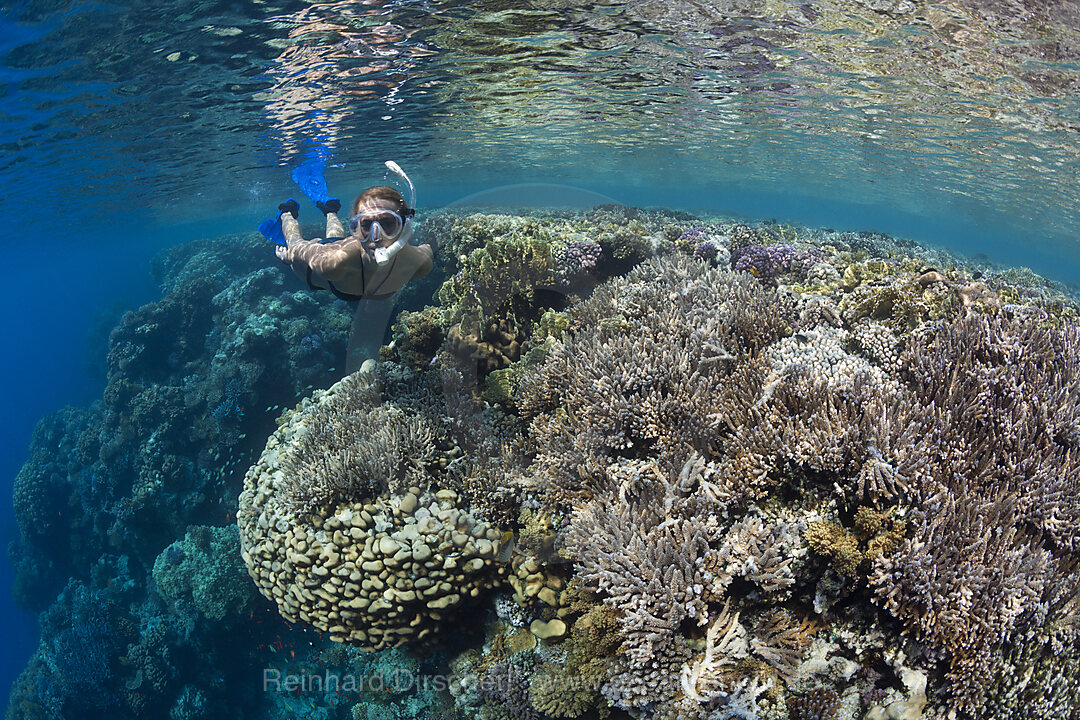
[9,207,1080,720]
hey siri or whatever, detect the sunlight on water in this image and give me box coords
[1,0,1077,268]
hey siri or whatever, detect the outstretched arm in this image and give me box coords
[275,213,327,288]
[287,235,372,286]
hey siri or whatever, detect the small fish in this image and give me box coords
[497,532,516,563]
[793,333,808,344]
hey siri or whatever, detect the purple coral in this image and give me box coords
[678,227,708,246]
[731,243,797,280]
[731,244,820,281]
[478,661,536,720]
[555,240,603,288]
[564,240,602,269]
[693,241,719,263]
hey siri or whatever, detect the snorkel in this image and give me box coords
[372,160,416,266]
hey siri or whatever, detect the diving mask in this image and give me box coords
[349,208,413,241]
[351,160,419,266]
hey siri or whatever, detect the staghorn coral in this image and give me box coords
[712,516,797,595]
[747,610,816,685]
[13,206,1080,720]
[562,458,718,668]
[520,255,794,508]
[900,313,1080,551]
[679,600,750,704]
[269,372,436,516]
[869,490,1057,713]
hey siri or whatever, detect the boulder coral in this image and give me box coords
[237,369,509,649]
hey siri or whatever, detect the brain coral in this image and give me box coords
[237,370,508,649]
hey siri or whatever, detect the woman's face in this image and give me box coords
[353,197,403,248]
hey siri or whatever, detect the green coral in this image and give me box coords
[534,309,571,342]
[515,508,560,559]
[480,334,559,409]
[595,219,651,268]
[729,224,776,250]
[856,506,906,562]
[152,525,254,621]
[437,236,554,325]
[528,601,620,718]
[384,306,446,370]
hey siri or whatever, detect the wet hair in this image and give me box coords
[351,185,407,216]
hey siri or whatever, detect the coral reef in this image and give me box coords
[152,524,255,621]
[238,369,509,649]
[9,207,1080,720]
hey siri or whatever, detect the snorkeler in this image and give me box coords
[274,163,433,301]
[266,161,434,371]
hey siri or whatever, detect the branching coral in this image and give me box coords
[562,458,718,668]
[870,490,1055,712]
[520,255,794,508]
[713,516,797,595]
[680,600,750,703]
[270,372,436,516]
[900,313,1080,551]
[747,610,816,685]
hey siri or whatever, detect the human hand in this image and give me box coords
[275,244,289,261]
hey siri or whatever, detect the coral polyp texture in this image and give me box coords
[9,207,1080,720]
[237,370,509,649]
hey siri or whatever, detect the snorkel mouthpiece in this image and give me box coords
[371,160,416,266]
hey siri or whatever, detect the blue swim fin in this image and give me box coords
[292,162,329,205]
[258,216,286,245]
